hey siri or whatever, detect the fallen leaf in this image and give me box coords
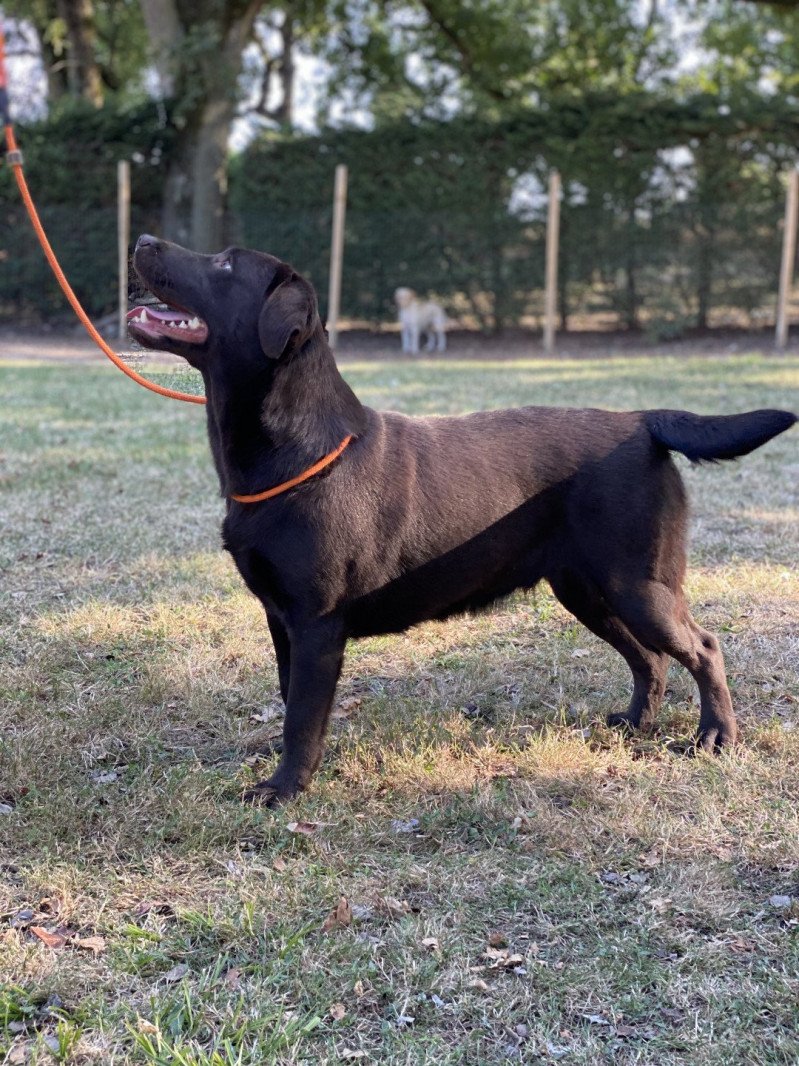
[726,937,756,954]
[163,962,189,983]
[286,820,328,836]
[90,769,119,785]
[769,894,793,908]
[469,978,490,991]
[7,1045,29,1065]
[0,803,13,816]
[76,935,106,954]
[273,856,287,872]
[249,705,283,724]
[488,931,508,948]
[353,980,366,998]
[422,936,439,951]
[10,908,34,929]
[224,967,242,988]
[571,648,590,658]
[322,896,352,933]
[243,754,269,768]
[329,1002,346,1021]
[332,696,361,719]
[604,764,626,778]
[380,897,411,919]
[638,848,661,868]
[391,818,420,834]
[600,870,624,885]
[483,947,525,969]
[30,926,67,950]
[340,1051,367,1060]
[648,897,673,912]
[133,900,174,919]
[581,1013,611,1026]
[137,1019,159,1035]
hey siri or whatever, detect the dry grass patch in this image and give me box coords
[1,353,798,1064]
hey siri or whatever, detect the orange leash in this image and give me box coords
[2,26,354,503]
[0,27,204,405]
[230,435,353,503]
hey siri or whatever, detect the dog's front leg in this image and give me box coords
[266,612,291,706]
[244,619,346,805]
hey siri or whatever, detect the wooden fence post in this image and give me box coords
[543,169,561,356]
[776,167,799,350]
[327,164,348,350]
[117,160,130,340]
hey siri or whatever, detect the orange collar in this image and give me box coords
[230,435,353,504]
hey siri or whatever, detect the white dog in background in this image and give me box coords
[394,287,448,353]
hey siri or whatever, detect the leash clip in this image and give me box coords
[5,147,23,166]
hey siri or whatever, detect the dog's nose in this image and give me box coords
[136,233,160,250]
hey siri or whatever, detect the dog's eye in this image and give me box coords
[216,259,232,272]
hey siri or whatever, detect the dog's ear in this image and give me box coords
[258,272,317,360]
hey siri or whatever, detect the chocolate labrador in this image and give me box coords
[128,235,796,803]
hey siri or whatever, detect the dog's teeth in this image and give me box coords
[137,310,148,322]
[178,321,188,329]
[188,317,200,329]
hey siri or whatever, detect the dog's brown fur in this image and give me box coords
[129,235,797,803]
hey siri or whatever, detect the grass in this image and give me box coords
[0,351,798,1065]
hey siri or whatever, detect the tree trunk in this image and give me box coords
[138,0,184,96]
[140,0,261,251]
[274,15,295,128]
[56,0,104,105]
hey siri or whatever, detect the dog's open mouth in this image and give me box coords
[126,304,209,347]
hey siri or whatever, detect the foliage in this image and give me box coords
[0,100,171,319]
[231,91,798,330]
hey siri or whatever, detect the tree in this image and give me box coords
[312,0,677,125]
[4,0,148,106]
[137,0,264,251]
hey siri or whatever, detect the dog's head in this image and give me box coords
[394,287,416,309]
[128,235,320,373]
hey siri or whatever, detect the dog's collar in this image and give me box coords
[229,435,353,504]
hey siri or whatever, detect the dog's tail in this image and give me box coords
[644,408,797,463]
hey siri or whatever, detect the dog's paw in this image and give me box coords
[695,721,738,754]
[242,769,306,807]
[242,781,281,806]
[606,711,639,733]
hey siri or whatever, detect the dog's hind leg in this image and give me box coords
[608,580,737,751]
[549,569,668,731]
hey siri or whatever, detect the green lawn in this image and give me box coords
[1,353,798,1065]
